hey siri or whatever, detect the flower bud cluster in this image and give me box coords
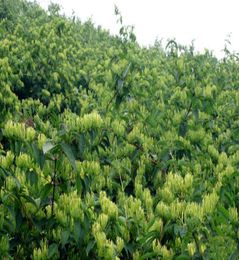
[187,127,206,144]
[228,207,238,224]
[124,196,145,224]
[0,236,9,257]
[112,120,126,137]
[187,241,196,257]
[37,133,47,150]
[204,84,217,98]
[185,202,204,221]
[92,218,125,259]
[152,239,173,259]
[170,87,187,105]
[64,111,103,132]
[97,213,109,230]
[5,176,18,191]
[16,153,33,170]
[94,231,116,259]
[116,236,124,253]
[149,218,163,233]
[0,207,4,230]
[141,188,153,217]
[55,191,84,226]
[127,125,154,151]
[99,191,118,218]
[33,240,48,260]
[52,227,62,241]
[0,151,14,169]
[76,160,100,178]
[4,120,36,142]
[161,172,193,199]
[156,199,204,223]
[207,145,219,161]
[202,191,219,215]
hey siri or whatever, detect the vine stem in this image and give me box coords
[51,158,57,216]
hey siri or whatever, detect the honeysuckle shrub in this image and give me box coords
[1,0,239,259]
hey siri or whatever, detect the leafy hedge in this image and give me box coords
[1,0,239,259]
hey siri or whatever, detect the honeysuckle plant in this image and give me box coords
[1,0,239,259]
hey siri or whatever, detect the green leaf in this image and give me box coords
[20,194,37,207]
[122,63,131,79]
[26,169,38,186]
[139,252,160,260]
[230,250,239,260]
[60,142,76,170]
[73,220,82,242]
[175,255,190,260]
[61,230,70,247]
[179,120,187,137]
[86,240,96,256]
[48,243,59,258]
[31,142,45,169]
[43,140,56,154]
[40,183,52,201]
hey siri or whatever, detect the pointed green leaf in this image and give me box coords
[60,142,76,170]
[43,140,56,154]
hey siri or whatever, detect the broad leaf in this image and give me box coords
[60,142,76,170]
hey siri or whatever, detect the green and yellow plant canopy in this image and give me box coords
[0,0,239,259]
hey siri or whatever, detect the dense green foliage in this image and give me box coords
[1,0,239,259]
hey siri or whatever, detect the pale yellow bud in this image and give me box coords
[199,243,206,255]
[98,213,109,230]
[0,151,14,169]
[38,134,47,150]
[133,250,140,260]
[202,192,219,215]
[16,153,33,169]
[0,236,9,256]
[149,219,163,233]
[187,242,196,257]
[116,237,124,253]
[26,127,36,141]
[161,245,173,259]
[55,209,68,226]
[229,207,238,223]
[156,202,170,219]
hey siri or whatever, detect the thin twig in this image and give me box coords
[51,158,57,216]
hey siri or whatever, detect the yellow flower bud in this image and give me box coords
[204,85,212,98]
[55,209,68,226]
[133,250,140,260]
[199,243,206,255]
[185,202,203,221]
[160,187,174,203]
[5,176,17,191]
[202,192,219,215]
[26,126,36,142]
[99,191,118,218]
[149,219,163,233]
[98,213,109,230]
[105,241,115,260]
[52,228,62,241]
[229,207,238,223]
[156,202,170,219]
[0,151,14,169]
[208,145,219,160]
[33,240,48,260]
[0,236,9,256]
[38,134,47,150]
[116,237,124,253]
[16,153,33,169]
[161,245,173,259]
[112,120,125,136]
[187,242,196,257]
